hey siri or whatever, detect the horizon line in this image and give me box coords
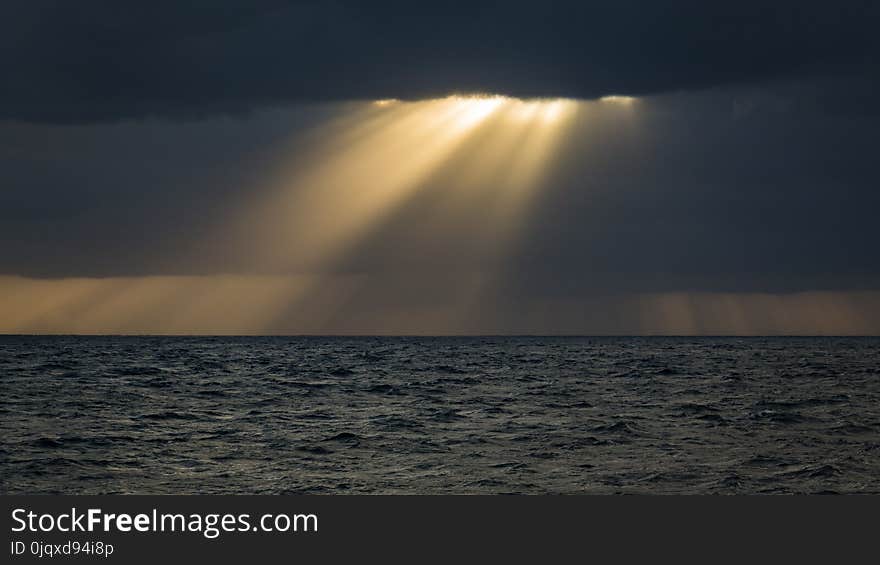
[1,333,878,338]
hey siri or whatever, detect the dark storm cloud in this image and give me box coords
[2,0,878,122]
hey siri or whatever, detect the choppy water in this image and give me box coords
[1,336,878,494]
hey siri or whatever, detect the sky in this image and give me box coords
[2,1,879,334]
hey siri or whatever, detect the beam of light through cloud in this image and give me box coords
[183,95,581,332]
[1,96,588,334]
[5,83,880,336]
[228,95,580,274]
[232,95,585,330]
[24,93,877,336]
[0,96,638,334]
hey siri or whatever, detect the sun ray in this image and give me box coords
[4,96,592,334]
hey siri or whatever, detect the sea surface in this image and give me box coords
[1,336,878,494]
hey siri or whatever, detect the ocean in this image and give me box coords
[1,336,878,494]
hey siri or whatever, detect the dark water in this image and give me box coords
[1,336,878,494]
